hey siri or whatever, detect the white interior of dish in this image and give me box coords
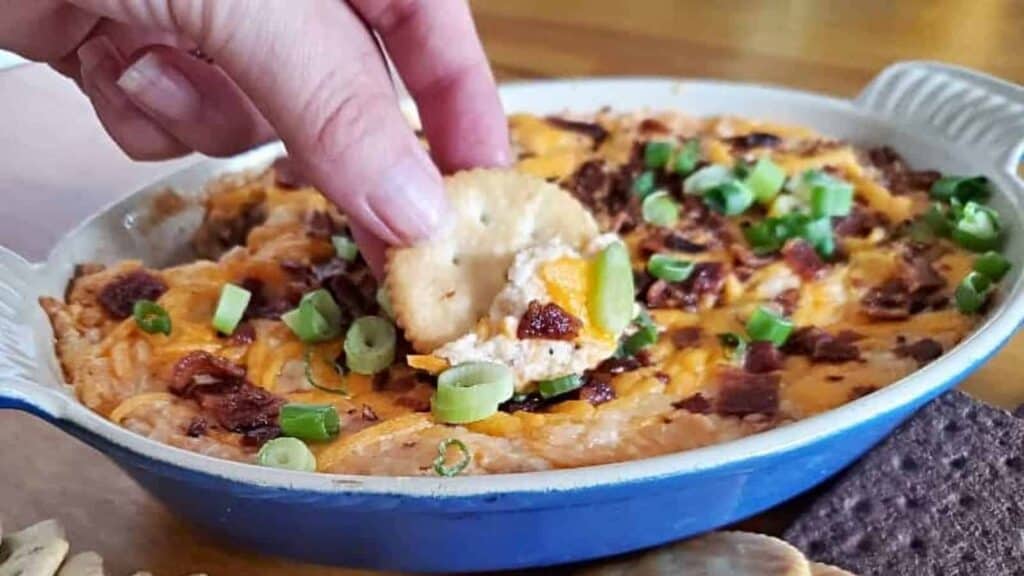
[6,62,1024,497]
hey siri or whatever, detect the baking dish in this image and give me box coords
[1,61,1022,572]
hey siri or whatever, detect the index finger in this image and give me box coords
[350,0,510,173]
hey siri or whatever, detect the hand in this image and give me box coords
[0,0,509,272]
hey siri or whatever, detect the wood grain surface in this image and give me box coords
[1,1,1022,574]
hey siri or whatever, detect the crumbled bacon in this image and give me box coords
[783,327,862,363]
[744,341,785,373]
[500,394,546,414]
[545,116,609,148]
[674,393,711,414]
[594,353,650,375]
[638,118,671,134]
[567,159,608,202]
[361,404,380,422]
[773,288,801,317]
[645,262,725,310]
[192,198,266,259]
[239,277,297,320]
[306,210,340,239]
[669,326,702,349]
[715,369,780,417]
[186,417,208,437]
[834,205,883,237]
[517,301,582,340]
[781,239,825,280]
[895,337,944,367]
[861,278,912,320]
[725,132,781,151]
[225,322,256,345]
[865,146,942,195]
[862,255,946,319]
[576,376,616,405]
[98,270,168,319]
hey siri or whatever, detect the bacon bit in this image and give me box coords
[862,255,946,319]
[865,146,941,194]
[226,322,256,345]
[576,376,616,406]
[900,255,945,295]
[171,351,248,396]
[272,156,309,189]
[725,132,782,151]
[849,385,877,401]
[239,277,294,320]
[500,393,546,414]
[361,404,380,422]
[861,278,912,320]
[826,374,845,382]
[638,118,671,134]
[715,369,780,417]
[834,205,883,238]
[594,354,649,375]
[744,341,785,373]
[895,338,943,366]
[674,393,711,414]
[186,417,208,437]
[669,326,703,349]
[242,426,282,447]
[646,262,726,310]
[306,210,339,239]
[394,395,432,413]
[567,159,608,202]
[783,327,861,363]
[98,270,168,319]
[773,288,801,317]
[731,242,774,270]
[782,239,825,280]
[664,233,708,253]
[545,116,609,148]
[517,301,582,340]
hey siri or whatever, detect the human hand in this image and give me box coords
[1,0,509,272]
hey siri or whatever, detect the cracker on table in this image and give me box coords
[809,562,857,575]
[386,169,599,352]
[0,519,70,576]
[56,552,104,576]
[578,531,811,576]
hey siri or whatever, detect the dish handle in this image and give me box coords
[855,61,1024,178]
[0,246,65,418]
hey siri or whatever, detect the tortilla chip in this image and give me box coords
[579,531,811,576]
[386,169,598,352]
[810,562,857,576]
[0,519,69,576]
[56,552,105,576]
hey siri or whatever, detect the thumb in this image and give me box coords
[71,0,447,245]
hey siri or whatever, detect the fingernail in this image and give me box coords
[117,52,201,120]
[77,36,125,105]
[369,147,449,244]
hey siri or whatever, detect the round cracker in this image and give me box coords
[579,531,811,576]
[386,169,599,352]
[810,562,857,576]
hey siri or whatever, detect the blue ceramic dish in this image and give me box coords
[1,62,1022,573]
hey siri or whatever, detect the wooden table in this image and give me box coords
[1,1,1022,574]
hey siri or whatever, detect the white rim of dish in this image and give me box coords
[20,72,1024,498]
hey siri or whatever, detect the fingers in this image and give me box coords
[71,0,449,246]
[348,221,389,277]
[349,0,509,173]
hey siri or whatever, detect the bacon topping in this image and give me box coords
[645,262,725,310]
[517,301,582,340]
[866,146,941,195]
[744,341,785,373]
[781,239,825,280]
[834,205,883,238]
[225,322,256,345]
[861,278,912,320]
[545,116,609,148]
[98,270,168,319]
[726,132,782,151]
[783,327,862,363]
[576,376,616,406]
[674,393,711,414]
[895,337,943,367]
[567,159,608,201]
[669,326,703,349]
[715,369,780,417]
[773,288,801,317]
[861,255,946,319]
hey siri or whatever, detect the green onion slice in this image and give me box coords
[589,241,636,333]
[799,217,835,258]
[620,311,659,357]
[673,139,701,175]
[809,181,854,218]
[931,176,992,203]
[744,158,786,203]
[432,362,515,424]
[641,191,680,227]
[433,438,471,477]
[718,332,748,362]
[746,306,794,346]
[331,235,359,262]
[683,164,733,195]
[955,271,992,314]
[703,180,756,215]
[952,201,1001,252]
[973,251,1011,282]
[644,141,674,169]
[538,374,584,399]
[304,347,349,396]
[632,170,656,197]
[257,437,316,472]
[376,286,394,318]
[922,203,953,237]
[283,289,343,343]
[279,403,340,442]
[344,316,397,375]
[133,300,171,335]
[647,254,694,282]
[212,283,251,335]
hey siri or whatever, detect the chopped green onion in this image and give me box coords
[641,191,680,227]
[620,311,659,356]
[769,193,803,216]
[809,181,854,218]
[683,164,733,195]
[303,347,349,396]
[907,219,936,244]
[799,217,835,258]
[257,437,316,472]
[433,438,471,477]
[589,241,635,333]
[922,203,953,237]
[955,271,992,314]
[746,306,793,346]
[538,374,584,399]
[331,235,359,262]
[703,180,755,215]
[283,289,342,343]
[744,158,786,203]
[375,286,394,318]
[931,176,992,203]
[744,221,783,254]
[647,254,694,282]
[673,139,701,174]
[952,201,1001,252]
[212,283,251,335]
[432,362,515,424]
[644,141,674,169]
[718,332,748,361]
[133,300,171,335]
[632,170,656,197]
[974,251,1011,282]
[344,316,396,375]
[279,403,340,442]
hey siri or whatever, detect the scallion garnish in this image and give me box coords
[431,362,515,424]
[433,438,471,477]
[955,271,992,314]
[931,176,992,203]
[133,300,171,335]
[589,241,635,333]
[647,254,694,282]
[718,332,748,361]
[279,403,340,442]
[257,437,317,472]
[212,283,251,335]
[744,157,786,203]
[632,170,656,197]
[283,289,342,343]
[303,347,349,396]
[620,311,659,357]
[809,181,854,218]
[344,316,397,375]
[376,286,394,318]
[673,139,701,175]
[644,141,674,169]
[538,374,584,399]
[952,201,1001,252]
[683,164,733,195]
[641,191,680,227]
[703,180,755,215]
[973,251,1011,282]
[331,235,359,262]
[799,217,835,258]
[746,306,793,347]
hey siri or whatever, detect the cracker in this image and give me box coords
[56,552,104,576]
[0,519,69,576]
[387,169,598,352]
[578,531,811,576]
[809,562,856,576]
[785,391,1024,575]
